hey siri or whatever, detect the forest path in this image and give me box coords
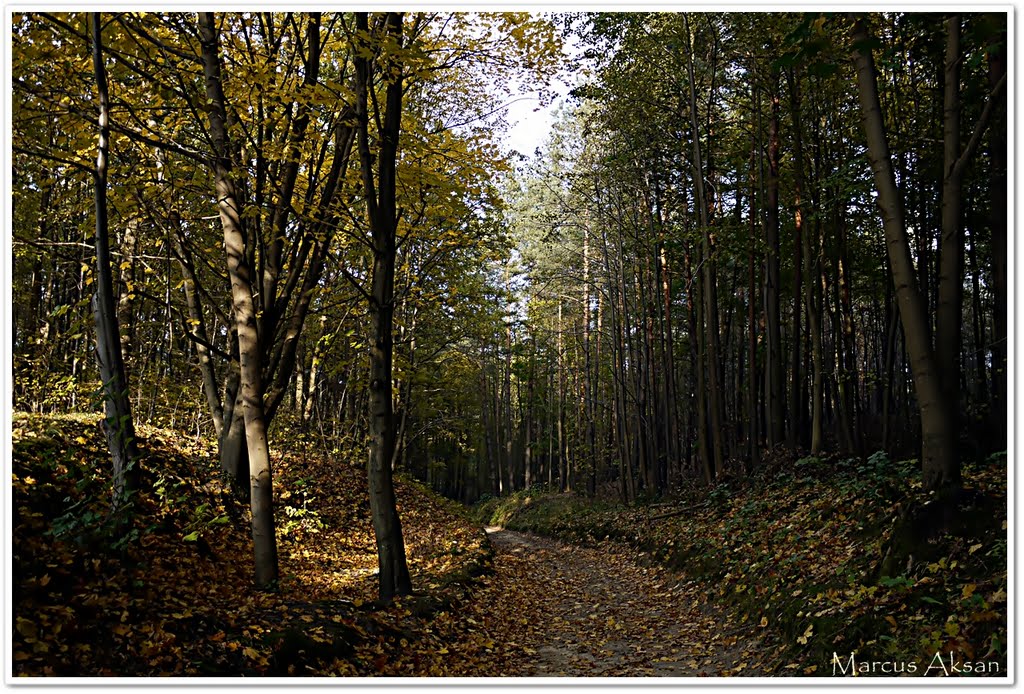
[440,527,769,676]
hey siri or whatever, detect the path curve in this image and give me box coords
[435,526,768,677]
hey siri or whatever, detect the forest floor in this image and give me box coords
[459,527,771,676]
[11,412,496,677]
[10,412,1008,678]
[477,449,1008,678]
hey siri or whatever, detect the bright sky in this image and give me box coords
[499,29,582,159]
[502,88,570,159]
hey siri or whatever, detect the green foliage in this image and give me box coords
[279,477,326,538]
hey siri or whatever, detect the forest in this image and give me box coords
[9,10,1008,679]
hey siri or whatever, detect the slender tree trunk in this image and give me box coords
[967,226,988,405]
[987,28,1007,447]
[170,212,223,436]
[116,217,139,371]
[303,317,327,424]
[764,74,785,448]
[746,135,760,470]
[354,11,412,601]
[788,67,823,455]
[786,73,803,450]
[684,13,723,479]
[850,16,959,493]
[935,14,1006,451]
[199,11,278,588]
[936,15,965,447]
[583,221,598,495]
[90,12,141,513]
[836,216,860,454]
[687,240,712,485]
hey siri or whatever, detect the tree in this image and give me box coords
[786,65,824,455]
[89,11,141,512]
[849,15,959,494]
[353,11,414,601]
[198,11,278,587]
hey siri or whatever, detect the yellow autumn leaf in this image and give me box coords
[16,617,37,640]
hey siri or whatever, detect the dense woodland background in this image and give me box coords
[9,10,1008,677]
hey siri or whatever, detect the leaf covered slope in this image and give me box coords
[478,451,1007,676]
[11,412,489,676]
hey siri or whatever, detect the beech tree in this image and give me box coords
[198,10,278,587]
[352,10,414,601]
[850,13,1004,494]
[89,11,141,513]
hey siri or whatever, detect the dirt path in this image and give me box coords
[431,527,771,677]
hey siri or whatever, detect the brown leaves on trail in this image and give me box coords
[374,528,778,677]
[11,413,490,676]
[486,451,1008,677]
[478,530,780,677]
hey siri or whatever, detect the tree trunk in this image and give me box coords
[746,134,760,470]
[583,220,598,495]
[354,11,412,602]
[936,15,965,447]
[788,66,823,455]
[90,12,141,514]
[169,211,223,436]
[116,217,139,371]
[849,15,958,493]
[936,14,1006,451]
[199,11,278,588]
[786,70,803,451]
[684,13,723,479]
[987,27,1007,448]
[764,75,785,448]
